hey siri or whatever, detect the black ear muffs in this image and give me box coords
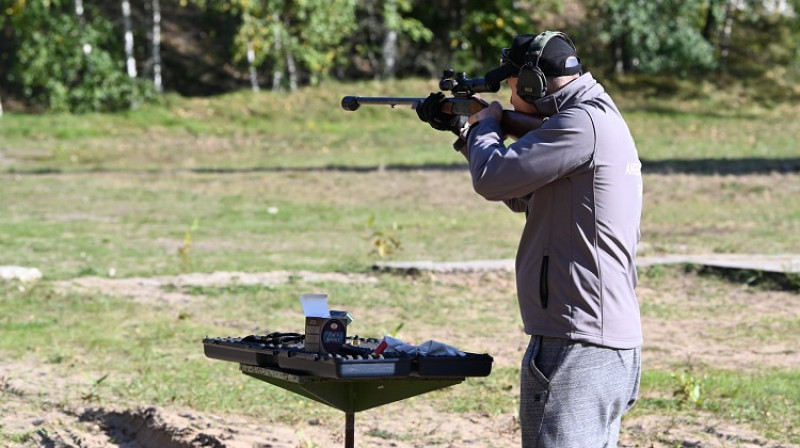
[517,63,547,103]
[516,31,575,104]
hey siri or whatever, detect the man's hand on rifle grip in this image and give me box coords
[416,92,468,135]
[468,101,503,126]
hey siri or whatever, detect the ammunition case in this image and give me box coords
[305,317,347,354]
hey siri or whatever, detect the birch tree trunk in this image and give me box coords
[614,39,624,75]
[247,42,260,92]
[75,0,85,27]
[381,0,398,78]
[284,18,297,91]
[271,13,282,91]
[151,0,162,92]
[271,66,283,91]
[0,89,4,117]
[75,0,91,55]
[286,51,297,91]
[381,30,397,78]
[122,0,137,78]
[719,0,736,63]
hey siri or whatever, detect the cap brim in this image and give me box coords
[484,64,517,86]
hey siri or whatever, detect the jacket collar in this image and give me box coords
[532,72,604,117]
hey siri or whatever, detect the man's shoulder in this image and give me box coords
[544,104,594,128]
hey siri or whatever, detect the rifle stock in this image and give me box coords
[499,110,545,141]
[341,95,544,140]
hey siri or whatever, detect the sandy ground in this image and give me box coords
[1,269,798,448]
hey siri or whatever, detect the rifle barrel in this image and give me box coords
[341,96,424,111]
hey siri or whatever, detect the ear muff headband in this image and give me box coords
[517,31,576,103]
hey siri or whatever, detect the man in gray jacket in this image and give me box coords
[417,31,643,447]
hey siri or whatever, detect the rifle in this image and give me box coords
[341,69,544,140]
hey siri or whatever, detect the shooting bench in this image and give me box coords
[203,335,493,448]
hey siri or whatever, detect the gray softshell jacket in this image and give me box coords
[465,72,643,349]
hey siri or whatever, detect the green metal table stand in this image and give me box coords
[239,364,465,448]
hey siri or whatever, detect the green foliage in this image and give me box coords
[2,0,800,109]
[383,0,432,43]
[345,0,433,77]
[178,219,200,273]
[672,370,704,406]
[81,373,110,403]
[193,0,358,87]
[589,0,716,75]
[456,0,561,70]
[725,0,800,80]
[365,215,402,259]
[2,0,155,112]
[408,0,561,76]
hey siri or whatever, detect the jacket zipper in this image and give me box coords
[539,255,549,309]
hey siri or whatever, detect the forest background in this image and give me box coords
[1,0,800,113]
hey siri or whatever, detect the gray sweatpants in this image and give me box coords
[520,336,641,448]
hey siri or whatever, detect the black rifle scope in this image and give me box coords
[439,68,500,97]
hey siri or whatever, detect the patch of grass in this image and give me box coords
[365,427,412,441]
[441,366,518,415]
[639,174,800,256]
[2,80,800,280]
[638,264,800,352]
[0,274,521,422]
[1,78,799,445]
[0,170,524,279]
[2,78,799,173]
[705,369,800,443]
[635,368,800,444]
[0,80,479,173]
[180,283,277,297]
[2,262,799,444]
[0,432,37,445]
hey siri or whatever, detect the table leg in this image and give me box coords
[345,412,355,448]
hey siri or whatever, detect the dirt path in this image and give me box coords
[1,358,793,448]
[2,269,798,447]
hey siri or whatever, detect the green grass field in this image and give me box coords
[1,78,798,446]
